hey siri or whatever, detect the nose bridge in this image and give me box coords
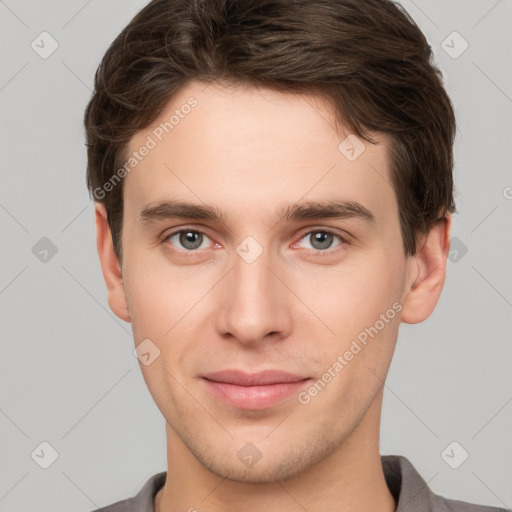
[215,244,291,344]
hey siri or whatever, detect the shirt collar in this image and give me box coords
[132,455,437,512]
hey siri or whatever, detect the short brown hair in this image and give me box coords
[84,0,456,259]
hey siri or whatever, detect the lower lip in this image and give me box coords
[202,378,311,410]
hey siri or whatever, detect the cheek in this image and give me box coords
[289,257,404,403]
[292,256,404,339]
[123,273,170,341]
[123,259,203,415]
[123,251,202,336]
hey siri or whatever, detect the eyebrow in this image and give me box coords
[139,199,375,226]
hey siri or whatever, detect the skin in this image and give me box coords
[95,79,451,512]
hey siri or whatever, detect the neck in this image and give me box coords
[156,390,396,512]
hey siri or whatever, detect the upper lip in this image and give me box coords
[202,370,309,386]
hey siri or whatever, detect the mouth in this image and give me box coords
[201,369,312,410]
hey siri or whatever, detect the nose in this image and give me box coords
[215,247,293,347]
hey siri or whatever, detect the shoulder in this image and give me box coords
[91,497,132,512]
[90,471,167,512]
[381,455,510,512]
[429,493,510,512]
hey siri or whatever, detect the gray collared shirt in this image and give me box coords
[91,455,510,512]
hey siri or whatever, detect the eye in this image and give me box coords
[164,229,213,251]
[162,228,345,254]
[295,230,344,251]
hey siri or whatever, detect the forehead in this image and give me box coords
[123,80,396,227]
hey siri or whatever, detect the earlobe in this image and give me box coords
[400,215,452,324]
[95,203,131,323]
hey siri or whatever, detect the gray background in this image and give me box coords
[0,0,511,510]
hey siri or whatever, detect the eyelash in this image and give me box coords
[161,228,347,254]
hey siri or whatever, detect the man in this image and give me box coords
[84,0,508,510]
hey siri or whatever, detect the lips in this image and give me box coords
[201,370,311,410]
[203,369,308,386]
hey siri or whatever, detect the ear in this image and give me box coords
[95,203,131,323]
[400,214,452,324]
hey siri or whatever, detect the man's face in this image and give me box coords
[118,80,415,482]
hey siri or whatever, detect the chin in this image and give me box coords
[190,435,334,484]
[204,457,306,484]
